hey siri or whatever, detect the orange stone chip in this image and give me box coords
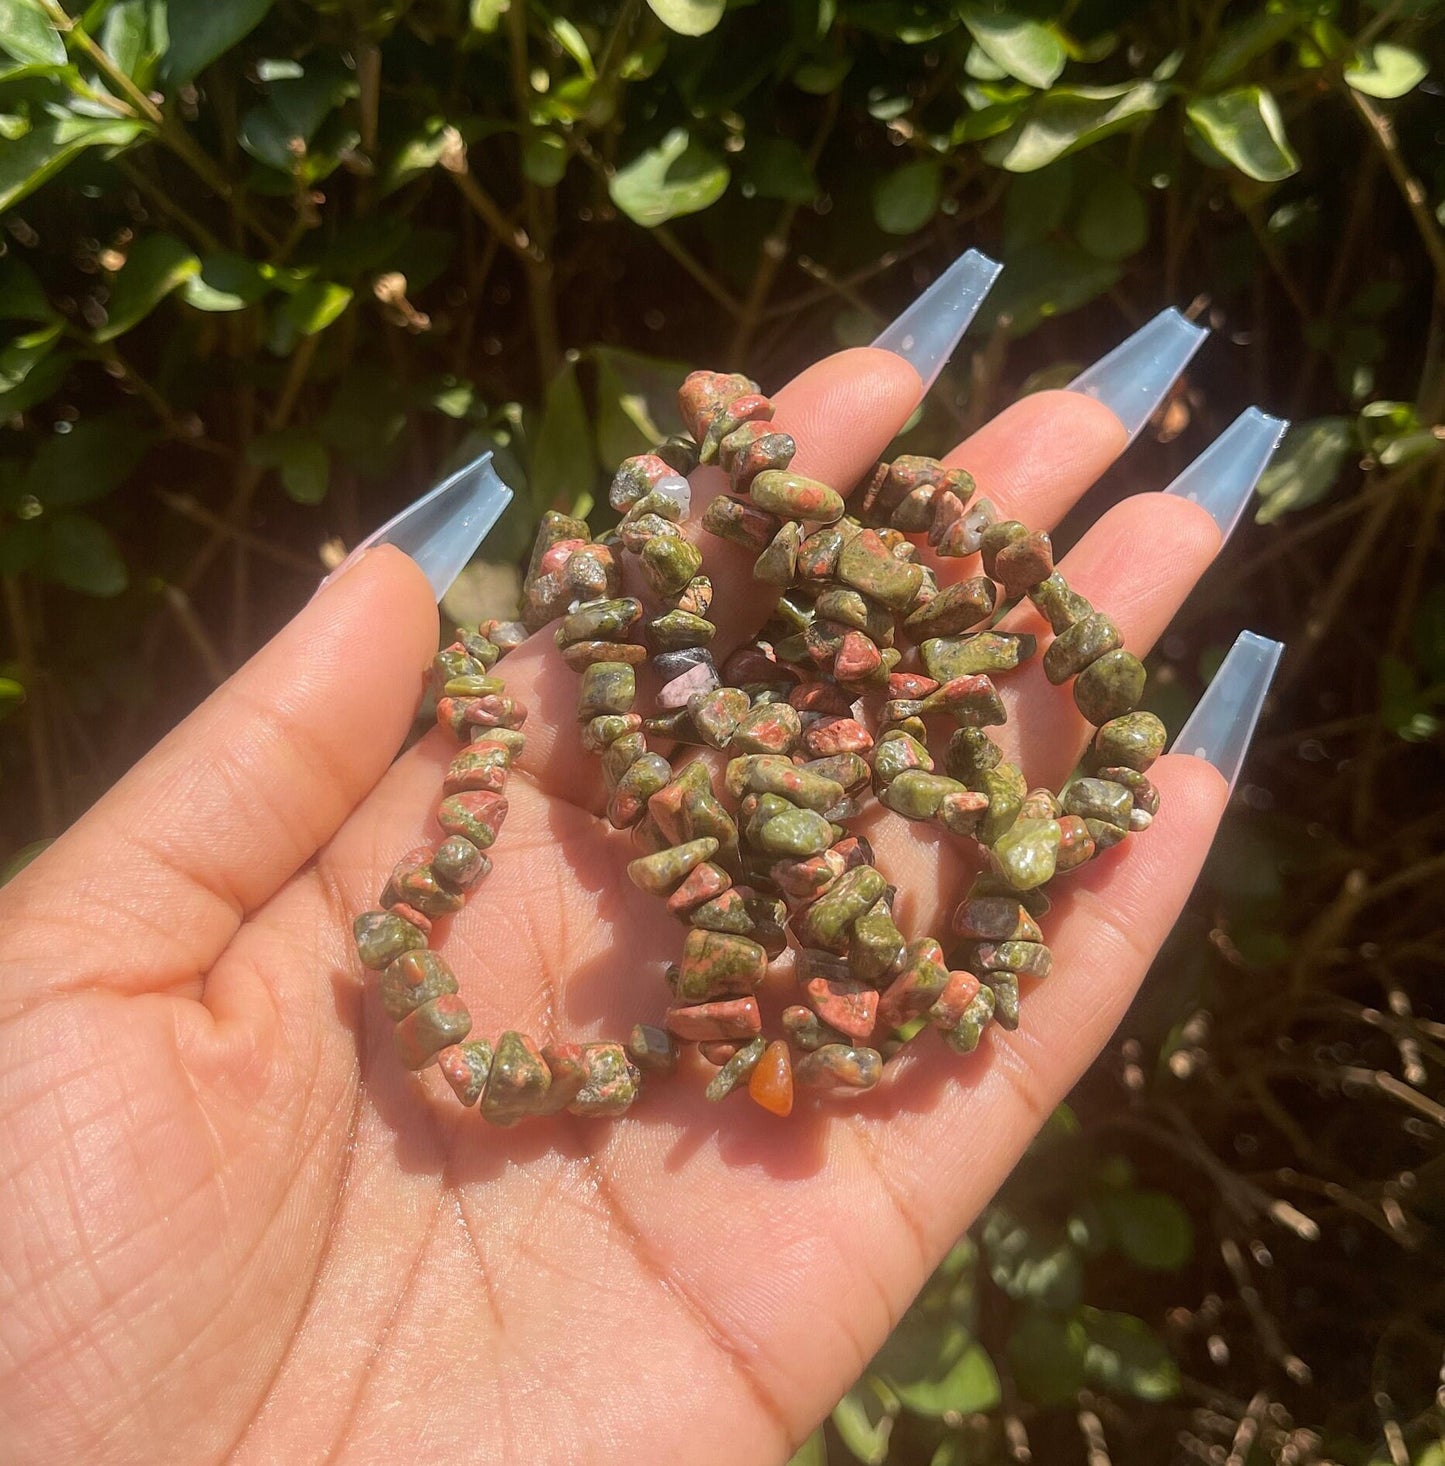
[748,1040,794,1117]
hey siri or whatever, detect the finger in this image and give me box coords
[493,347,923,804]
[0,548,438,1011]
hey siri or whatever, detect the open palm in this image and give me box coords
[0,348,1227,1465]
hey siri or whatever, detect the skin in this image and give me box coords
[0,348,1228,1466]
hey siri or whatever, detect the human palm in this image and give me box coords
[0,349,1227,1464]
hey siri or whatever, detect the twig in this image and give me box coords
[161,584,228,686]
[1219,1236,1312,1385]
[116,157,223,253]
[1338,1065,1445,1127]
[654,226,741,315]
[153,490,319,574]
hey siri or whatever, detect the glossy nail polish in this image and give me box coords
[1069,308,1208,443]
[323,452,513,603]
[1164,407,1288,540]
[871,248,1003,393]
[1172,630,1284,795]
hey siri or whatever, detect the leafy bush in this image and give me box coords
[3,1,1443,1461]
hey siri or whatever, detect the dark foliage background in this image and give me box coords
[2,0,1443,1461]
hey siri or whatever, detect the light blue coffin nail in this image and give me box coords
[328,452,512,603]
[1172,631,1284,795]
[1163,407,1288,540]
[871,248,1003,393]
[1068,308,1208,442]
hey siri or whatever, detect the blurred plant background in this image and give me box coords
[2,0,1443,1460]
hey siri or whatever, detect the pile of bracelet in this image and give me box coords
[351,369,1166,1125]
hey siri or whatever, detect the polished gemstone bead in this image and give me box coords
[675,575,714,618]
[665,995,762,1041]
[1096,765,1160,816]
[721,423,796,492]
[871,730,934,787]
[756,806,833,857]
[702,494,780,551]
[667,860,732,914]
[1092,711,1167,772]
[557,597,643,648]
[1063,777,1133,829]
[705,1036,766,1101]
[921,631,1035,682]
[353,909,428,970]
[432,645,481,690]
[568,1043,642,1117]
[648,609,716,650]
[678,369,762,438]
[1044,612,1123,685]
[837,528,925,608]
[537,1043,591,1114]
[802,717,873,758]
[385,902,432,935]
[797,865,887,951]
[747,1040,794,1116]
[379,949,458,1020]
[475,725,526,759]
[438,1040,494,1106]
[616,511,676,553]
[789,680,855,716]
[993,529,1055,598]
[658,660,720,708]
[952,894,1042,943]
[482,1031,552,1125]
[581,712,643,754]
[754,521,804,584]
[970,940,1053,979]
[979,519,1028,579]
[387,846,465,917]
[803,752,870,795]
[725,754,844,811]
[641,533,704,596]
[834,630,883,684]
[936,788,989,837]
[731,701,802,755]
[577,661,636,720]
[941,984,995,1053]
[1028,571,1094,633]
[779,1004,846,1052]
[601,731,648,788]
[438,790,508,850]
[880,770,971,820]
[978,763,1025,845]
[946,727,1002,783]
[610,453,675,510]
[394,994,471,1070]
[935,495,995,557]
[903,576,997,636]
[687,685,750,748]
[922,674,1006,728]
[813,586,893,642]
[794,1044,883,1093]
[749,470,845,523]
[561,639,648,670]
[741,790,792,846]
[444,742,511,794]
[927,969,982,1032]
[1055,814,1096,872]
[1085,817,1128,852]
[628,836,720,895]
[457,630,501,668]
[699,1041,740,1066]
[700,392,774,462]
[992,817,1061,890]
[804,975,879,1042]
[689,887,753,934]
[433,834,487,891]
[628,1023,680,1077]
[850,900,907,985]
[607,752,672,828]
[986,972,1021,1030]
[1074,649,1146,725]
[674,927,768,1002]
[795,522,853,580]
[441,674,507,699]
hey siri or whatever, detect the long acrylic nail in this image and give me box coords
[321,452,512,603]
[871,248,1003,393]
[1171,630,1284,795]
[1068,308,1208,442]
[1163,407,1288,540]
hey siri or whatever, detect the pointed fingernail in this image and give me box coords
[871,248,1003,393]
[1172,630,1284,795]
[1069,308,1208,442]
[320,452,512,603]
[1163,407,1288,540]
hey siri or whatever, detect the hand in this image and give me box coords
[0,343,1245,1465]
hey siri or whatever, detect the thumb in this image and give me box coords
[0,547,437,1014]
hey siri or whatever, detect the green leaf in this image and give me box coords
[469,0,509,32]
[984,81,1164,172]
[22,413,148,507]
[42,511,127,596]
[646,0,725,36]
[1198,5,1302,91]
[0,256,56,322]
[530,358,594,512]
[523,129,569,187]
[609,128,730,227]
[742,136,817,203]
[0,0,65,67]
[1074,170,1148,260]
[1098,1189,1194,1270]
[983,1208,1084,1310]
[100,0,167,87]
[785,1431,827,1466]
[1345,43,1428,99]
[1186,87,1300,182]
[958,5,1066,90]
[247,427,329,504]
[591,345,689,467]
[95,234,199,342]
[182,252,275,311]
[848,3,956,42]
[281,281,352,336]
[872,159,942,235]
[1008,1311,1087,1406]
[831,1378,897,1466]
[1254,416,1354,524]
[1003,160,1075,250]
[0,115,149,214]
[163,0,275,84]
[978,240,1119,336]
[884,1329,1000,1419]
[1078,1307,1180,1401]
